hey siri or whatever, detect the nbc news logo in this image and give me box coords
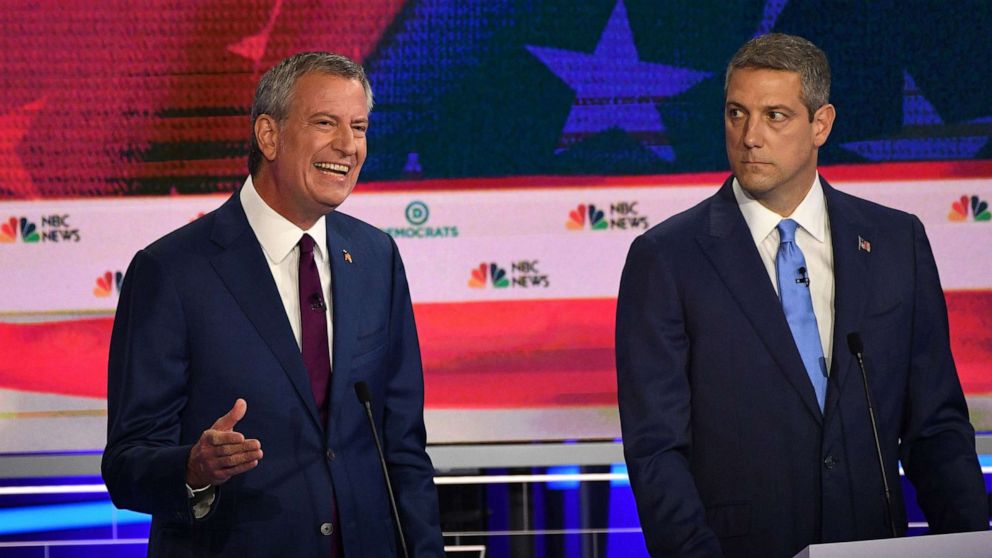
[566,201,648,231]
[468,261,550,289]
[0,215,82,243]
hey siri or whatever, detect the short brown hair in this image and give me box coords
[725,33,830,121]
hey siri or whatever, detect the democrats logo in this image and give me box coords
[0,214,81,244]
[566,201,649,231]
[384,201,459,239]
[468,260,550,289]
[93,270,124,298]
[948,195,990,222]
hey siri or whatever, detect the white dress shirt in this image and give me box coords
[733,175,835,369]
[240,176,333,364]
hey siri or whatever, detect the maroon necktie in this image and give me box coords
[298,234,343,557]
[298,234,331,427]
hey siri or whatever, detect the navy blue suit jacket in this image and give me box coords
[103,191,444,557]
[616,177,987,558]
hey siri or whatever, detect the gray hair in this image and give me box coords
[249,52,374,176]
[725,33,830,121]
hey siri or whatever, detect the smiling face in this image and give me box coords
[725,67,834,216]
[254,72,369,229]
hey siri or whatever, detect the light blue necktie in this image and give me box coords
[776,219,827,411]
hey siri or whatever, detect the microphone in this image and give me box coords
[796,266,810,287]
[847,332,898,538]
[354,382,409,558]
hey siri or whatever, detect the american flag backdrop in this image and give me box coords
[1,0,991,450]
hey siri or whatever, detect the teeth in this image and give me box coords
[314,162,349,174]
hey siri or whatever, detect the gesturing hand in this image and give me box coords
[185,399,263,489]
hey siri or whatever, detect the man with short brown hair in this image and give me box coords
[617,34,987,557]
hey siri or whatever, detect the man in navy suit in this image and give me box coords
[103,52,444,557]
[616,33,988,558]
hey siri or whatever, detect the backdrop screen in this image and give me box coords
[1,1,990,450]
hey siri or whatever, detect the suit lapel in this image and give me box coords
[822,180,873,416]
[325,213,360,439]
[697,180,823,423]
[208,193,323,431]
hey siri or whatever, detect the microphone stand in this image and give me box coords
[848,333,898,538]
[355,382,410,558]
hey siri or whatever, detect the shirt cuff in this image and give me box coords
[185,483,216,519]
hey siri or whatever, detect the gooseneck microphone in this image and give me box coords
[847,332,898,538]
[354,381,410,558]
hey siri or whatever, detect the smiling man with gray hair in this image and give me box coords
[103,51,444,557]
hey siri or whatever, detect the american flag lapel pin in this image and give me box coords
[342,249,353,263]
[858,236,871,253]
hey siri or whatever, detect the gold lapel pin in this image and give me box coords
[342,249,353,263]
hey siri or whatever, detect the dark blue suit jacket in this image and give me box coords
[103,191,444,557]
[616,177,988,558]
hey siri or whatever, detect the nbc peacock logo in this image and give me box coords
[566,203,608,230]
[468,263,510,288]
[0,216,40,243]
[468,260,550,289]
[948,195,991,222]
[93,270,124,297]
[566,201,648,231]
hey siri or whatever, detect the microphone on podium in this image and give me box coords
[355,381,410,558]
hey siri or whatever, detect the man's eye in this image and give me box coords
[353,125,367,133]
[727,108,745,119]
[768,111,787,121]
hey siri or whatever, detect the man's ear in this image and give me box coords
[254,115,279,162]
[812,103,835,148]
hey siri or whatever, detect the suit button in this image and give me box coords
[823,456,838,469]
[326,449,335,461]
[319,522,334,536]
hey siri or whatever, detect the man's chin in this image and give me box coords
[310,182,355,207]
[318,191,352,212]
[736,176,778,199]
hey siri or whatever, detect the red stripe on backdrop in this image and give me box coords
[0,318,112,398]
[416,292,992,407]
[947,291,992,394]
[415,299,618,408]
[1,292,990,404]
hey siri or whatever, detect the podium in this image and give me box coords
[794,531,992,557]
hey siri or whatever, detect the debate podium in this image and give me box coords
[794,530,992,557]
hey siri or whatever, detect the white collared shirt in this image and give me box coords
[733,175,835,368]
[240,176,333,366]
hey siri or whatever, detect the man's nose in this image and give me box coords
[742,118,763,148]
[333,127,357,155]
